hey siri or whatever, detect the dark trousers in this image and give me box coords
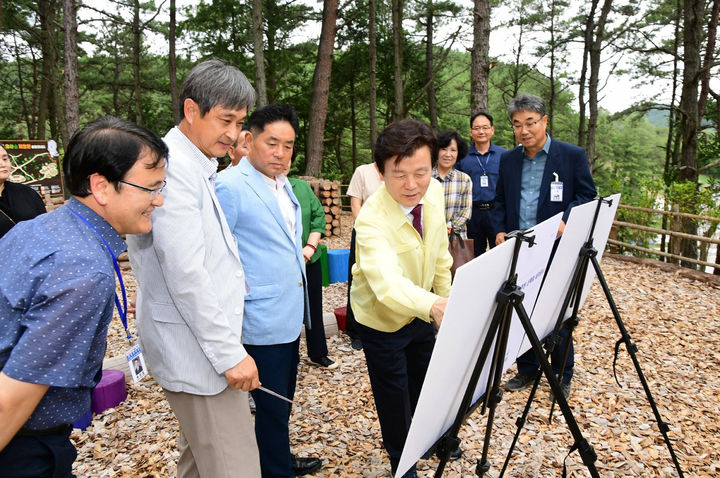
[246,339,300,478]
[467,208,495,257]
[305,259,328,359]
[0,426,76,478]
[516,326,574,384]
[358,318,435,472]
[344,228,360,338]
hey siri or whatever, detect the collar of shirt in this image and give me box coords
[522,134,552,161]
[166,127,219,182]
[261,172,288,191]
[259,172,297,238]
[67,197,126,257]
[468,142,502,157]
[432,167,457,182]
[400,198,424,225]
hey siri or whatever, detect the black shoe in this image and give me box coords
[450,445,462,460]
[310,356,338,369]
[291,455,322,476]
[350,338,363,350]
[505,373,534,392]
[550,381,571,402]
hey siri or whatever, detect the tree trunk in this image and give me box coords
[14,35,32,139]
[547,0,557,136]
[369,0,378,153]
[305,0,339,176]
[37,0,57,140]
[266,23,277,103]
[169,0,180,124]
[350,68,357,172]
[470,0,490,113]
[30,49,40,139]
[697,0,719,123]
[132,0,143,125]
[677,0,704,267]
[252,0,267,107]
[511,21,524,99]
[577,0,599,148]
[425,1,437,131]
[63,0,79,143]
[586,0,612,171]
[392,0,404,120]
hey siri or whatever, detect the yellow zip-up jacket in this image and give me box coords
[350,180,453,333]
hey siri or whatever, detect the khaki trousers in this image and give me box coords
[164,386,260,478]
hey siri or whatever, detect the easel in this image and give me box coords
[432,229,600,478]
[500,196,685,476]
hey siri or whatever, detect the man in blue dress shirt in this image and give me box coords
[0,117,167,477]
[456,111,507,256]
[490,93,596,401]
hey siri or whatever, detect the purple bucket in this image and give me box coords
[91,369,127,414]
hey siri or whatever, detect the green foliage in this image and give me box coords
[593,112,667,196]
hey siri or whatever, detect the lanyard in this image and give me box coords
[475,152,489,175]
[69,208,132,344]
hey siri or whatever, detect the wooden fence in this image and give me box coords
[610,204,720,274]
[336,190,720,275]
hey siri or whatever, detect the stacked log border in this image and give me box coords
[298,176,342,237]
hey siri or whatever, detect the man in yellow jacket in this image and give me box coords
[350,119,453,478]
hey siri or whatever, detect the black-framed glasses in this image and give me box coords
[512,118,544,132]
[119,179,166,200]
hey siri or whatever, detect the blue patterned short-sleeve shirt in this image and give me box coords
[0,198,125,430]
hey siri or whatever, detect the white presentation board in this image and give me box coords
[518,194,621,357]
[499,213,563,379]
[395,213,561,477]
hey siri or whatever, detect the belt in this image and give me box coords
[17,423,72,437]
[473,201,493,210]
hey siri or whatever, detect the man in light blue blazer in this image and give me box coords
[215,104,321,478]
[127,60,261,478]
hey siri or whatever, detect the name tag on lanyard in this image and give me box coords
[550,173,563,202]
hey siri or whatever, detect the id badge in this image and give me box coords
[480,175,489,188]
[126,344,148,384]
[550,181,563,202]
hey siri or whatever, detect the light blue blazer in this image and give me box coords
[215,159,310,346]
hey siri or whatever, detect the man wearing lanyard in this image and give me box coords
[456,111,507,256]
[491,93,596,401]
[0,117,167,476]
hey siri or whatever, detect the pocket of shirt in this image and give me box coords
[245,283,282,301]
[149,302,186,325]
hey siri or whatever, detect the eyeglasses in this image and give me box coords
[471,125,493,132]
[119,179,166,200]
[512,118,544,132]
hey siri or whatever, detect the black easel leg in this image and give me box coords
[433,296,509,478]
[498,369,543,477]
[514,302,601,478]
[591,256,685,477]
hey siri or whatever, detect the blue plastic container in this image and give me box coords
[327,249,350,283]
[72,408,92,430]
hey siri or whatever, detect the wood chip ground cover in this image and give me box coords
[78,220,720,477]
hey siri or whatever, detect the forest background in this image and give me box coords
[0,0,719,267]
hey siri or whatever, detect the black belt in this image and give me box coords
[473,201,493,210]
[17,423,72,437]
